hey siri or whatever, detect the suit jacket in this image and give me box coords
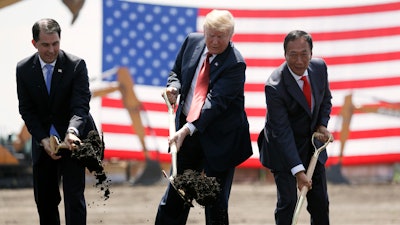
[16,50,96,165]
[258,58,332,172]
[168,33,253,171]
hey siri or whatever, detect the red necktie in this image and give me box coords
[186,53,211,122]
[301,75,312,109]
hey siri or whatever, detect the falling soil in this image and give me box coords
[71,130,111,200]
[173,169,221,207]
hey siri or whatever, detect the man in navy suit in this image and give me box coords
[156,10,253,225]
[16,18,95,225]
[258,30,333,225]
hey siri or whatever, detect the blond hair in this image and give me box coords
[203,10,235,36]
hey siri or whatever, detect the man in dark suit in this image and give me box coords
[16,18,95,225]
[258,30,333,225]
[156,10,253,225]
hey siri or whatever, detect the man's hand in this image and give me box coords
[295,171,312,191]
[41,137,61,160]
[316,125,333,143]
[164,87,178,106]
[168,126,190,151]
[64,132,81,150]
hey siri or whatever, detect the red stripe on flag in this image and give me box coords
[103,122,399,143]
[233,26,400,42]
[332,128,400,140]
[103,150,400,167]
[245,51,400,67]
[324,52,400,65]
[102,124,169,137]
[101,98,169,112]
[102,97,398,118]
[101,97,123,107]
[327,153,400,166]
[330,77,400,89]
[199,2,400,18]
[245,103,400,118]
[245,77,400,93]
[245,107,266,117]
[104,150,167,161]
[250,128,400,143]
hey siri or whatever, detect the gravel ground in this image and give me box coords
[0,180,399,225]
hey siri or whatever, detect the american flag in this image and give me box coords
[100,0,400,168]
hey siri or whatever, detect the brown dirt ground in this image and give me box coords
[0,175,399,225]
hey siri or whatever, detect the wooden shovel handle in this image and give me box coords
[162,91,178,178]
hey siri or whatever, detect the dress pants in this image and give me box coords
[33,148,86,225]
[273,161,329,225]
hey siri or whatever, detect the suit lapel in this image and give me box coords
[307,66,319,110]
[305,60,331,126]
[209,42,232,82]
[307,64,324,125]
[49,51,65,100]
[191,41,205,77]
[32,54,50,100]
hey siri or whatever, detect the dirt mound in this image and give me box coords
[173,169,221,207]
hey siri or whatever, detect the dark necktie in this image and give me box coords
[186,53,212,122]
[301,75,312,109]
[45,64,53,94]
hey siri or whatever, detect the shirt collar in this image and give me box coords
[288,66,308,81]
[203,47,215,60]
[39,56,56,69]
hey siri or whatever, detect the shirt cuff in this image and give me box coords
[67,127,79,136]
[184,123,197,136]
[291,164,306,176]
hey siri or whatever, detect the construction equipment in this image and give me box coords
[327,93,400,183]
[1,0,85,24]
[0,125,32,188]
[0,0,22,9]
[104,67,162,185]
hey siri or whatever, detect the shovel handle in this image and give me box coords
[49,136,68,154]
[162,91,178,178]
[291,187,307,225]
[49,136,80,155]
[291,132,333,225]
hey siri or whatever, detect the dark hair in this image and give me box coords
[283,30,313,53]
[32,18,61,42]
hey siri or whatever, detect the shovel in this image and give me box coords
[161,91,221,207]
[291,132,333,225]
[161,91,193,206]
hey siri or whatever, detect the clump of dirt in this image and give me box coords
[72,130,111,200]
[173,169,221,207]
